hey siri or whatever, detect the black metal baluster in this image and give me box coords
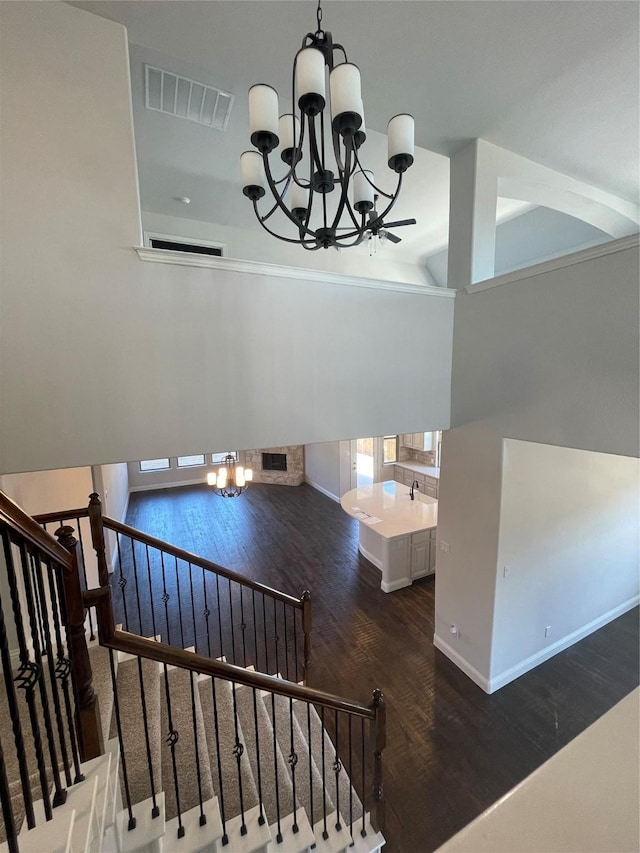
[231,683,247,835]
[288,697,298,833]
[333,710,342,832]
[360,718,366,838]
[283,602,289,681]
[75,518,95,641]
[239,587,247,668]
[45,559,83,784]
[175,557,185,649]
[132,545,159,819]
[262,594,269,674]
[228,580,237,665]
[109,648,136,830]
[271,692,283,843]
[320,705,328,839]
[210,677,228,845]
[18,542,66,807]
[202,570,228,842]
[0,734,18,853]
[251,687,265,826]
[130,538,144,636]
[190,671,206,826]
[163,663,184,838]
[145,545,158,640]
[307,702,314,834]
[31,551,72,787]
[0,575,35,830]
[188,563,197,653]
[348,715,354,840]
[160,552,171,646]
[252,590,259,672]
[116,532,130,631]
[273,598,280,677]
[293,608,299,684]
[216,574,223,660]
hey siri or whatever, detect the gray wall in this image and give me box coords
[435,239,640,690]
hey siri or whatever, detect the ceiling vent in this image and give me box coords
[144,64,234,130]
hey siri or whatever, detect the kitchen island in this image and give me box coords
[341,480,438,592]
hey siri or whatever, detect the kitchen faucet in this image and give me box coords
[410,479,419,500]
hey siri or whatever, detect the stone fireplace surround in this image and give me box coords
[243,446,304,486]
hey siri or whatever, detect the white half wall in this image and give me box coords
[435,238,640,690]
[304,442,342,502]
[490,439,639,691]
[0,2,454,476]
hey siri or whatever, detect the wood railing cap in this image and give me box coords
[0,491,73,567]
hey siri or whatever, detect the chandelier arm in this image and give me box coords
[307,116,326,178]
[344,194,365,231]
[335,211,367,241]
[368,173,404,230]
[262,154,317,237]
[352,148,395,201]
[253,202,318,245]
[258,174,293,223]
[330,135,353,233]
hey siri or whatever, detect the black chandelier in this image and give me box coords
[240,1,416,251]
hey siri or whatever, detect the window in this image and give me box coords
[383,436,397,465]
[139,458,170,472]
[177,454,206,468]
[211,451,237,464]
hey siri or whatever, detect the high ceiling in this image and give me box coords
[71,0,639,271]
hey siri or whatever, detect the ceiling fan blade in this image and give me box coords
[383,218,417,229]
[385,231,402,244]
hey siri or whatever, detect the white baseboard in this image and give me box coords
[381,577,411,593]
[358,543,382,571]
[433,634,491,692]
[487,594,640,693]
[129,476,208,493]
[304,478,339,503]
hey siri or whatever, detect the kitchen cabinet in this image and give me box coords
[401,432,437,452]
[394,465,438,499]
[410,529,436,580]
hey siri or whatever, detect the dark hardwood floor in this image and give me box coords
[122,482,639,853]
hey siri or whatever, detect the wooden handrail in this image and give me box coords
[102,515,304,609]
[33,507,90,525]
[0,492,72,568]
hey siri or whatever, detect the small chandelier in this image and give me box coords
[240,0,416,251]
[207,454,253,498]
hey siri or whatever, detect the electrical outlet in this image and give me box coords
[544,625,551,638]
[439,540,450,553]
[503,565,511,578]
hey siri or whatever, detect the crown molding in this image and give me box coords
[134,247,456,298]
[465,233,640,294]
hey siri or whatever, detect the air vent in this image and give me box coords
[144,64,234,130]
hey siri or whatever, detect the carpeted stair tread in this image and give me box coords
[234,684,295,826]
[266,692,334,827]
[292,700,363,825]
[109,656,161,809]
[198,675,259,826]
[159,666,214,822]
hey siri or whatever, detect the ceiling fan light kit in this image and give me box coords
[241,0,417,251]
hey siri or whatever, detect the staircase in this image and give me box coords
[0,492,387,853]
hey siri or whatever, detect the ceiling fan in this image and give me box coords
[367,194,416,244]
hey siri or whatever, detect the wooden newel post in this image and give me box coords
[300,589,312,685]
[371,688,386,835]
[54,525,104,762]
[88,493,109,588]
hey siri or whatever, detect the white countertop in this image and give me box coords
[394,462,440,479]
[341,480,438,540]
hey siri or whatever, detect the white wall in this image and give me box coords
[93,462,130,569]
[304,442,342,501]
[489,439,639,690]
[0,2,454,476]
[435,239,640,691]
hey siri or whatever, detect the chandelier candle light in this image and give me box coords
[241,0,416,251]
[207,454,253,498]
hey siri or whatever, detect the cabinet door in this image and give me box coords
[410,540,429,579]
[424,484,438,499]
[403,470,415,487]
